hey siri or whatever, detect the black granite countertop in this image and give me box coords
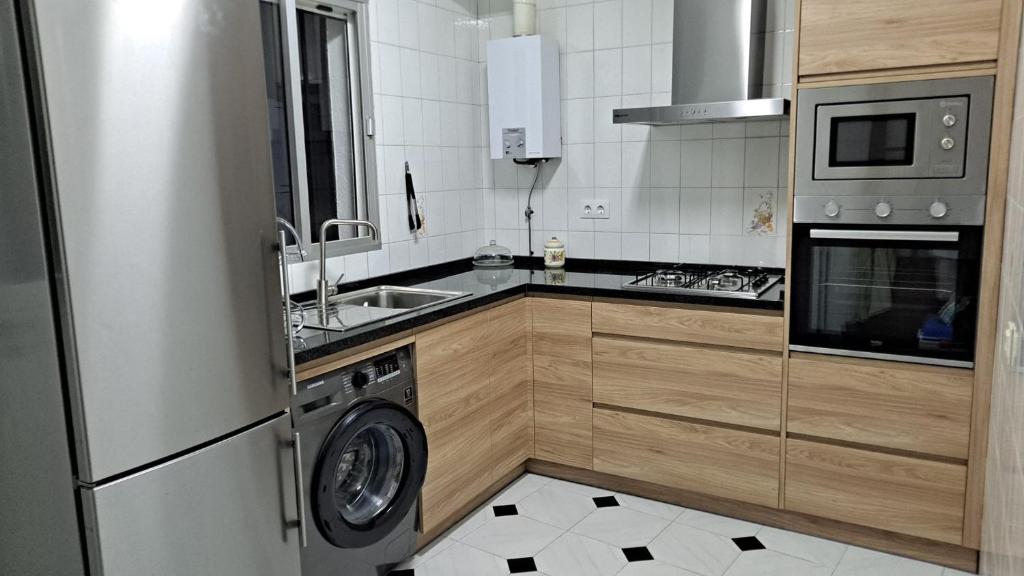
[291,258,784,366]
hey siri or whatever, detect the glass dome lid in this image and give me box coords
[473,240,514,267]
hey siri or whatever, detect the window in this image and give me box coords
[260,0,379,260]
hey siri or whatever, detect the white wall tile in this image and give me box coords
[594,49,623,97]
[621,46,652,95]
[566,3,594,52]
[566,51,596,98]
[651,0,673,43]
[710,188,744,235]
[567,143,595,188]
[567,98,595,143]
[594,0,623,49]
[650,188,680,234]
[621,0,652,46]
[652,141,681,188]
[745,137,781,188]
[712,139,745,188]
[595,142,623,188]
[595,232,622,259]
[650,233,679,262]
[621,187,650,233]
[679,187,711,235]
[621,232,650,260]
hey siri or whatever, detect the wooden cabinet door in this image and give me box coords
[533,298,593,469]
[488,300,533,480]
[416,312,494,534]
[799,0,1002,77]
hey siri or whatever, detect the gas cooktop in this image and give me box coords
[623,265,783,300]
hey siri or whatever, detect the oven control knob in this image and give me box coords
[929,200,949,219]
[940,137,956,150]
[875,201,893,219]
[824,201,841,218]
[942,114,957,127]
[351,371,370,390]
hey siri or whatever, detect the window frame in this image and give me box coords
[277,0,380,260]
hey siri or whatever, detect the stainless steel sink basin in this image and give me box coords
[331,286,460,310]
[302,286,469,332]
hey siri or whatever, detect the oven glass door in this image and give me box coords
[790,225,981,366]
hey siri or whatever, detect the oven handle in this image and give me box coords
[809,229,960,242]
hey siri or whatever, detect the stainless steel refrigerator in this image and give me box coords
[0,1,301,574]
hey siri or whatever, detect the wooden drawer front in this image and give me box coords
[799,0,1001,77]
[788,355,974,459]
[592,302,783,351]
[533,298,593,469]
[785,440,967,545]
[593,336,782,430]
[593,408,780,508]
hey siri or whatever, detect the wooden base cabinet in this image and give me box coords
[785,439,968,545]
[593,408,781,508]
[416,301,532,534]
[533,298,593,469]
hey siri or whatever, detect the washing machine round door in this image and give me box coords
[312,399,428,549]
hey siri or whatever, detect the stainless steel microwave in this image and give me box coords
[794,76,994,226]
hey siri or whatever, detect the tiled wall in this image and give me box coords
[981,11,1024,575]
[288,0,491,292]
[478,0,795,267]
[287,0,796,291]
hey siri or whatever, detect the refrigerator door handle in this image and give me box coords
[279,231,298,397]
[292,431,308,548]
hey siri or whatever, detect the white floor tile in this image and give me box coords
[490,473,552,505]
[648,523,740,576]
[461,514,563,559]
[572,506,672,548]
[616,493,686,521]
[446,504,495,541]
[943,570,976,576]
[833,546,945,576]
[723,549,833,576]
[411,541,508,576]
[393,535,456,569]
[534,532,628,576]
[675,510,761,538]
[753,526,847,569]
[518,484,598,529]
[617,561,704,575]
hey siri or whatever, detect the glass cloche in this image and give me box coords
[473,240,514,267]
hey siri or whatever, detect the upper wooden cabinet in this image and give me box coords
[533,298,594,470]
[799,0,1003,77]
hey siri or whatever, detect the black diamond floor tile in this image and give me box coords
[507,557,538,573]
[593,495,620,508]
[732,536,766,552]
[493,504,519,517]
[622,546,654,562]
[388,570,414,576]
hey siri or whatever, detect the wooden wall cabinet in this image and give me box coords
[799,0,1002,78]
[533,298,594,469]
[416,301,532,534]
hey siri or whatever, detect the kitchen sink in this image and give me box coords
[302,286,469,332]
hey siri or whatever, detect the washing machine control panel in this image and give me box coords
[292,345,417,420]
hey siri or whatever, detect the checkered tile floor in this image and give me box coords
[390,474,975,576]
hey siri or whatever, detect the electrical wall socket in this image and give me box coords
[580,198,611,219]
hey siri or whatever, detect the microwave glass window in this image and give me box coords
[829,113,916,167]
[790,227,981,364]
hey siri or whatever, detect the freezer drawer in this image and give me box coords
[81,413,301,576]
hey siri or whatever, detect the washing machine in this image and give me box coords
[291,345,427,576]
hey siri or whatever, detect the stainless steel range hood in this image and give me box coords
[613,0,789,125]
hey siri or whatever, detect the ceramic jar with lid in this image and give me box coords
[543,236,565,268]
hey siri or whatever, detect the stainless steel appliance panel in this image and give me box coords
[81,413,301,576]
[794,76,994,225]
[28,0,289,481]
[0,2,85,573]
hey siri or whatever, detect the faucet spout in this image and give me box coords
[316,219,380,315]
[275,217,307,261]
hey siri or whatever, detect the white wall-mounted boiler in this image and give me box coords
[486,35,561,160]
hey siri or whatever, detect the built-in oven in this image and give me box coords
[794,76,994,226]
[790,225,982,368]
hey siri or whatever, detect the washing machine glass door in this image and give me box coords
[313,399,427,549]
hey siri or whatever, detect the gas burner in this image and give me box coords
[624,265,783,300]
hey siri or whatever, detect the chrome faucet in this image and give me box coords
[317,219,379,314]
[275,217,307,261]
